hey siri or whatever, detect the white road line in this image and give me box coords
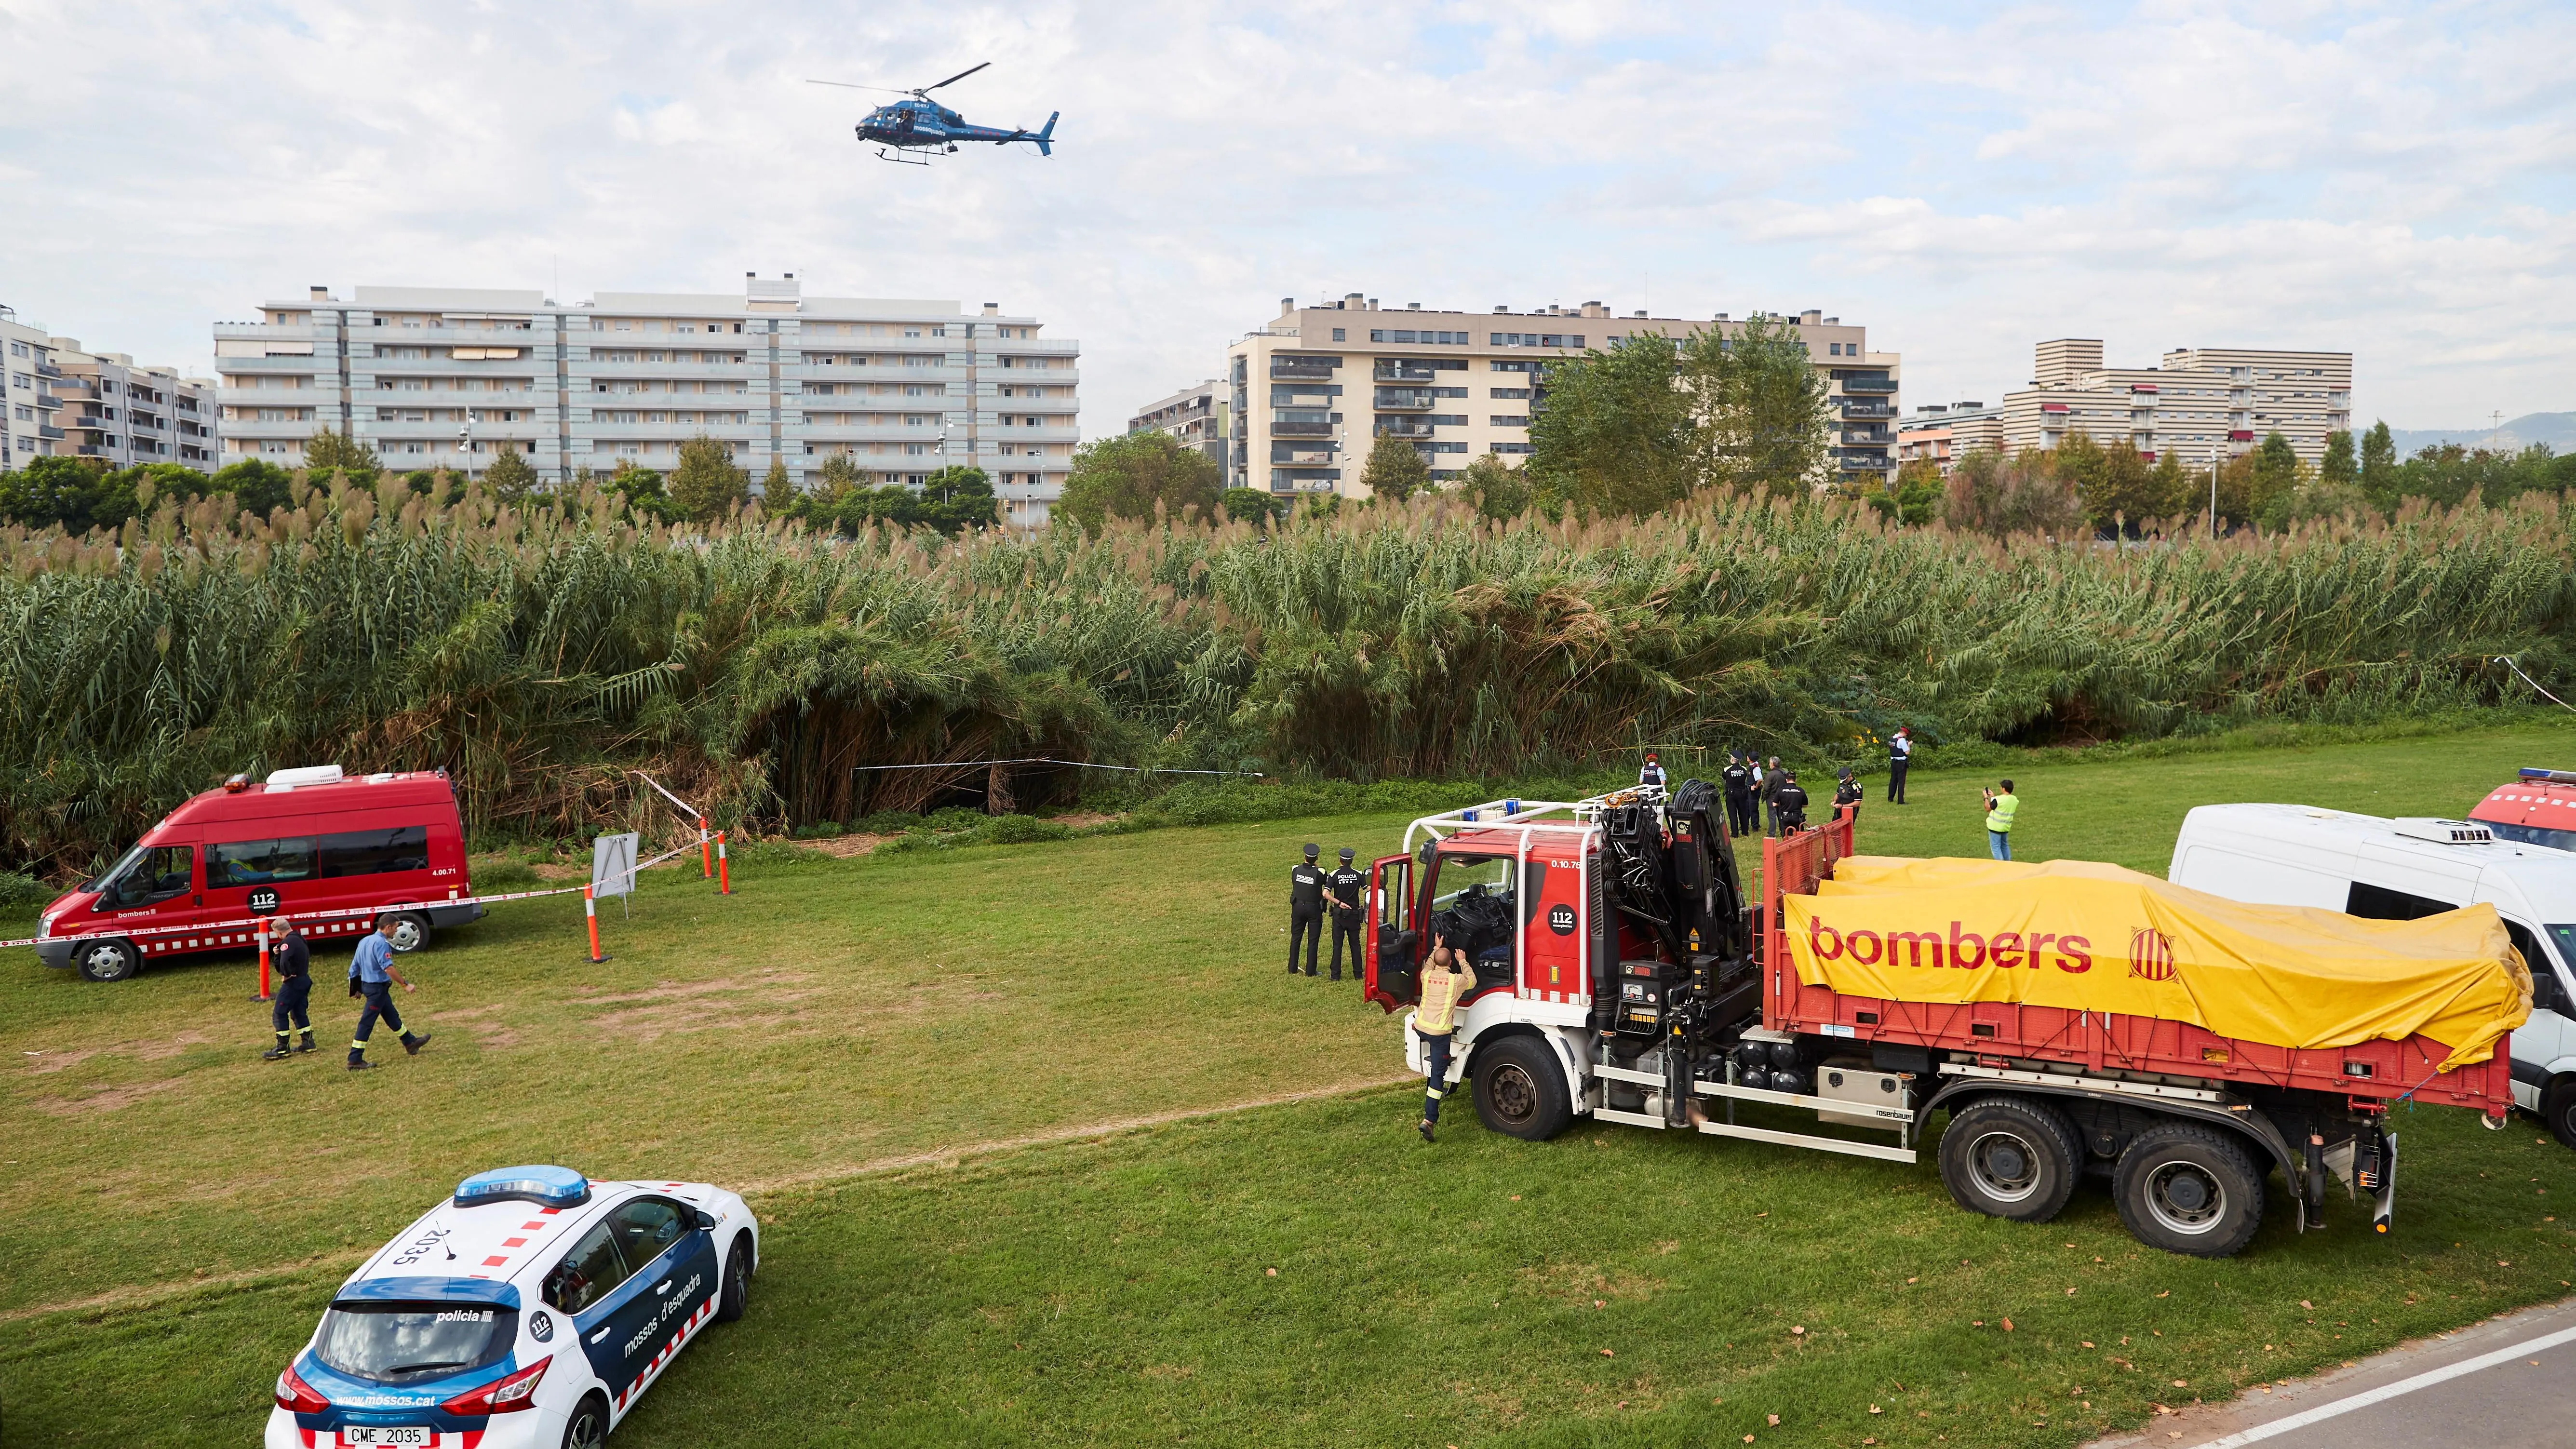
[2194,1323,2576,1447]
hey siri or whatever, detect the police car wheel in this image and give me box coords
[376,912,432,954]
[560,1391,609,1449]
[76,938,141,982]
[716,1238,750,1322]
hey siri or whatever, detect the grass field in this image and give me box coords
[6,721,2576,1446]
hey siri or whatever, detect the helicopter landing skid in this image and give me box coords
[874,146,933,166]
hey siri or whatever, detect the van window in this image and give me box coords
[318,826,430,878]
[2347,881,2454,921]
[2550,925,2576,971]
[2504,921,2571,1016]
[97,845,194,908]
[207,837,317,889]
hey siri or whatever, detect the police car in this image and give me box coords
[266,1166,757,1448]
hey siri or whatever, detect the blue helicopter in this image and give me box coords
[807,63,1058,166]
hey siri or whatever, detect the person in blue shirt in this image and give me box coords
[346,918,429,1071]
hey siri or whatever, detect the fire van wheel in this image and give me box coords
[2113,1123,2265,1259]
[1937,1097,2080,1223]
[560,1391,609,1449]
[1472,1036,1572,1141]
[376,912,432,954]
[76,938,141,983]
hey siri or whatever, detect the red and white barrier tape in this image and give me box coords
[0,838,709,953]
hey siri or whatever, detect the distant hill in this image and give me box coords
[2381,412,2576,456]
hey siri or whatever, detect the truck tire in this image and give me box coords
[2543,1080,2576,1153]
[376,911,432,954]
[2113,1123,2264,1258]
[1938,1097,2080,1223]
[76,938,142,983]
[1472,1035,1573,1141]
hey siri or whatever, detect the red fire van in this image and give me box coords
[34,765,483,982]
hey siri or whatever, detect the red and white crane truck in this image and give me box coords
[1362,780,2528,1258]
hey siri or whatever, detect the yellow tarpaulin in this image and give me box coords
[1781,856,2530,1069]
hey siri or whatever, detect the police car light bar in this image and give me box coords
[2518,767,2576,784]
[454,1165,590,1209]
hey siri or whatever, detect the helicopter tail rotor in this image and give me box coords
[1032,110,1058,157]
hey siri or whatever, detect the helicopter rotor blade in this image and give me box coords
[920,61,991,94]
[805,79,909,93]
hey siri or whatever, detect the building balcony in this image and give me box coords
[1269,361,1338,381]
[219,418,315,439]
[216,355,334,375]
[218,387,329,407]
[35,424,64,441]
[1372,389,1436,410]
[1374,420,1437,439]
[215,323,321,342]
[364,419,547,442]
[1271,420,1334,437]
[1839,401,1895,419]
[1838,376,1899,394]
[354,324,544,346]
[1834,449,1892,470]
[34,362,64,379]
[1841,428,1892,445]
[570,358,766,379]
[1374,362,1438,383]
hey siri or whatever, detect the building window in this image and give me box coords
[1489,416,1530,428]
[1490,442,1535,455]
[1331,328,1346,342]
[1489,388,1529,400]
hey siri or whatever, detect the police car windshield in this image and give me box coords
[314,1301,517,1383]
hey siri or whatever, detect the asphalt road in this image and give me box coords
[2082,1295,2576,1449]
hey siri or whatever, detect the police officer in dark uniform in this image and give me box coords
[1638,751,1667,791]
[1288,844,1326,976]
[260,917,314,1060]
[1721,751,1758,837]
[1326,847,1366,981]
[1773,771,1811,833]
[1833,767,1864,826]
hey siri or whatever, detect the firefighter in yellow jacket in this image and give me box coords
[1415,939,1476,1143]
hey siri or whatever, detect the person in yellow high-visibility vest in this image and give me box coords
[1414,939,1477,1143]
[1983,778,2020,861]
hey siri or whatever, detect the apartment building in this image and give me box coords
[1126,379,1226,468]
[1222,295,1898,497]
[1895,401,2004,473]
[214,276,1080,524]
[3,303,217,471]
[1998,339,2351,466]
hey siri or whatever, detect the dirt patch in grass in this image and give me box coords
[576,970,831,1045]
[21,1047,102,1075]
[1046,812,1120,830]
[1516,1261,1665,1304]
[437,1003,522,1052]
[31,1078,182,1116]
[794,832,898,859]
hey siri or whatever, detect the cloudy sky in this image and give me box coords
[2,0,2569,435]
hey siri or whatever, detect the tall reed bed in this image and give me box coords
[0,474,2563,873]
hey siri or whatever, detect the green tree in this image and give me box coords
[1220,486,1285,524]
[2144,452,2191,525]
[1526,333,1696,516]
[1944,447,2083,537]
[1359,432,1430,503]
[2360,421,2398,510]
[606,459,680,523]
[303,426,379,478]
[815,452,863,493]
[2052,431,2113,526]
[760,456,792,508]
[2247,432,2300,524]
[481,445,537,502]
[2321,429,2357,489]
[1685,313,1834,497]
[669,434,751,523]
[1055,430,1221,532]
[1862,457,1945,527]
[1454,452,1533,522]
[211,458,296,516]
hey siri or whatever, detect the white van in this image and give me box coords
[2169,804,2576,1147]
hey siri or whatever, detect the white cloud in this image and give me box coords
[0,0,2567,437]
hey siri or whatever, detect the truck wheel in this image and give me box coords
[1472,1036,1572,1141]
[1938,1097,2080,1223]
[76,938,141,982]
[2113,1123,2264,1258]
[2543,1081,2576,1153]
[376,911,432,954]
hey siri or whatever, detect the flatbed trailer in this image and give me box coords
[1364,782,2518,1257]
